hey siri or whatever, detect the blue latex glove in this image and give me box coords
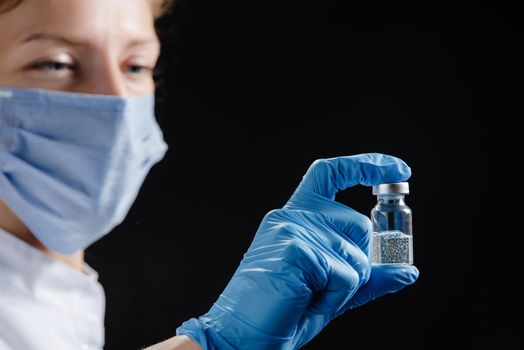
[177,153,419,349]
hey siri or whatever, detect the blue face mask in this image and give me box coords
[0,87,168,255]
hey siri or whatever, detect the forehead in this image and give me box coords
[0,0,158,46]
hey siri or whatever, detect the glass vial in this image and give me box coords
[371,182,413,265]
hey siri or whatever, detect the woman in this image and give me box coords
[0,1,419,349]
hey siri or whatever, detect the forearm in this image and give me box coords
[143,335,201,350]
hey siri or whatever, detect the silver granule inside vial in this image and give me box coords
[373,230,413,264]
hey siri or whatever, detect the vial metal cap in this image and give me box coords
[372,182,409,195]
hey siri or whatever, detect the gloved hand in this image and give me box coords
[177,153,419,349]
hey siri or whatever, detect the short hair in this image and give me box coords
[0,0,174,18]
[151,0,175,18]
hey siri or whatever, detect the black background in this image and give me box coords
[87,1,521,349]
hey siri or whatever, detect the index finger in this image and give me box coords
[294,153,411,199]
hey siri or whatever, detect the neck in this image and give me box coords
[0,199,85,272]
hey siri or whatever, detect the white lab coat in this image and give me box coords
[0,228,105,350]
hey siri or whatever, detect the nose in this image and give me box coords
[77,56,126,96]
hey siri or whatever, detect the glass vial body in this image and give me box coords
[371,182,413,265]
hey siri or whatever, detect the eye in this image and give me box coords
[31,60,75,72]
[126,64,154,75]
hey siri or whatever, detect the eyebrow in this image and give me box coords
[22,32,84,46]
[21,32,160,48]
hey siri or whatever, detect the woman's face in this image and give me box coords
[0,0,160,96]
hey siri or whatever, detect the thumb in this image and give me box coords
[292,154,411,200]
[345,264,419,310]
